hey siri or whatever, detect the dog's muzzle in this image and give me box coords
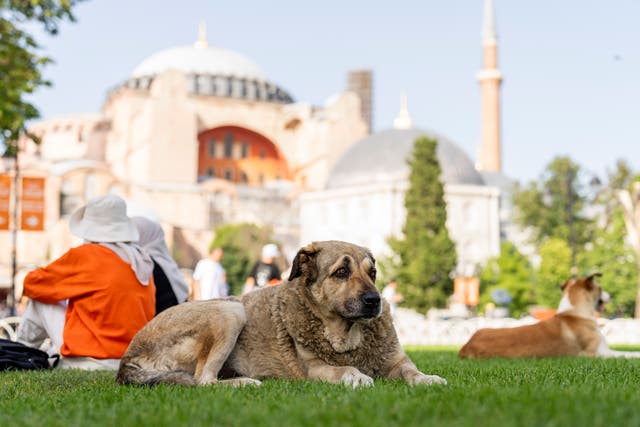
[360,291,381,319]
[597,291,611,312]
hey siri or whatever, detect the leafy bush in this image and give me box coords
[210,223,280,295]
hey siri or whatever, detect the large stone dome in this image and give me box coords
[326,128,485,189]
[131,45,267,81]
[121,31,294,104]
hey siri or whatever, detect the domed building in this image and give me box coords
[9,26,369,269]
[300,104,500,275]
[3,0,506,291]
[301,0,507,274]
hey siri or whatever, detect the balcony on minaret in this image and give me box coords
[476,68,503,82]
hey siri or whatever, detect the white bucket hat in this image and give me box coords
[69,194,139,243]
[262,243,280,259]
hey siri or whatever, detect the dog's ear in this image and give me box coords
[288,243,319,284]
[560,279,572,291]
[585,272,602,289]
[366,250,376,267]
[587,272,602,280]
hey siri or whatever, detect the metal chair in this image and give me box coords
[0,316,21,341]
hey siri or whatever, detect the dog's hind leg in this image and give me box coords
[595,331,640,358]
[194,301,250,386]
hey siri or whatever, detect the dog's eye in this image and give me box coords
[369,269,376,281]
[334,267,349,279]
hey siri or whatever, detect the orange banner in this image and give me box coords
[453,277,480,306]
[20,177,45,231]
[0,175,10,231]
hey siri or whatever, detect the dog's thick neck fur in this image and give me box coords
[277,280,397,377]
[556,287,597,320]
[301,284,364,353]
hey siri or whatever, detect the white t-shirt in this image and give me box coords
[382,285,398,315]
[193,259,227,300]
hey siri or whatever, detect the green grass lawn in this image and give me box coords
[1,347,640,427]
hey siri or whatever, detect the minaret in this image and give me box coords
[393,93,412,130]
[194,21,208,48]
[476,0,503,173]
[347,70,373,134]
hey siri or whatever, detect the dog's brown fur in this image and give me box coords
[459,273,640,359]
[117,240,446,387]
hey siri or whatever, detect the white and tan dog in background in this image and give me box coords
[459,273,640,359]
[117,240,446,387]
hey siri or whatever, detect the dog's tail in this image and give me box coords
[116,362,196,386]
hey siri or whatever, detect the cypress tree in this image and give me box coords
[389,136,457,311]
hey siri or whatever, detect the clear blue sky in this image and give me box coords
[26,0,640,183]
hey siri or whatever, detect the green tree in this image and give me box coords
[389,136,457,311]
[210,223,281,296]
[535,238,572,308]
[513,156,594,268]
[1,0,81,153]
[578,208,638,317]
[479,241,534,317]
[581,159,640,317]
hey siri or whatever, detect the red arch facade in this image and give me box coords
[197,126,290,185]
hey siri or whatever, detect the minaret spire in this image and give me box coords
[194,21,208,48]
[482,0,497,46]
[393,93,412,130]
[476,0,503,173]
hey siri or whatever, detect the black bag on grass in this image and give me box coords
[0,338,59,371]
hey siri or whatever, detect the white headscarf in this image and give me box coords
[132,216,189,302]
[97,242,154,286]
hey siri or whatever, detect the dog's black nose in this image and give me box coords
[361,291,380,306]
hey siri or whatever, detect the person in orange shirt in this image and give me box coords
[16,194,156,370]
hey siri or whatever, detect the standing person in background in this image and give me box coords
[16,194,155,370]
[242,243,281,294]
[382,279,404,317]
[132,216,189,314]
[191,247,228,300]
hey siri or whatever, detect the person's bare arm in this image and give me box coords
[242,277,255,295]
[191,279,201,301]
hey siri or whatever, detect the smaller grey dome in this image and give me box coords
[326,128,485,189]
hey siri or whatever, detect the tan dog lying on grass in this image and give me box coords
[117,240,446,388]
[459,273,640,359]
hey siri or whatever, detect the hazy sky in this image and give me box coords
[25,0,640,183]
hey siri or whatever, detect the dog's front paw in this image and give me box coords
[221,377,262,387]
[341,368,374,389]
[407,372,447,386]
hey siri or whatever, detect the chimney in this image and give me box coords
[347,70,373,134]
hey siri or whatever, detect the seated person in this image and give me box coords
[16,194,155,370]
[242,243,282,294]
[132,216,188,314]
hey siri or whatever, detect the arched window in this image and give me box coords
[224,134,233,158]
